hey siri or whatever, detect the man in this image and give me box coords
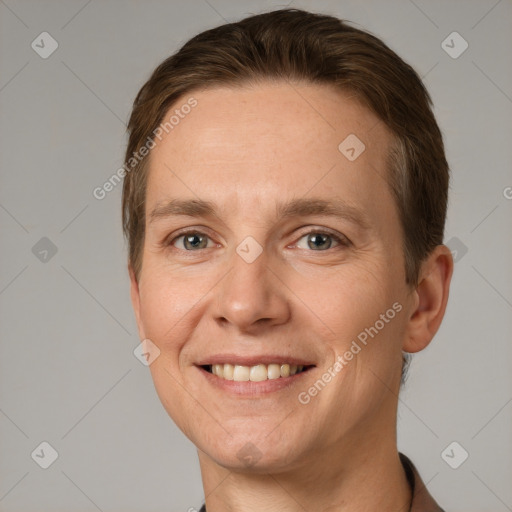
[122,8,453,511]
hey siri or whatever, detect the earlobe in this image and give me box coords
[129,264,146,341]
[403,245,454,353]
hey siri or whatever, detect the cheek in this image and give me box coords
[288,258,405,387]
[289,256,398,335]
[136,269,211,438]
[137,267,200,357]
[288,263,406,445]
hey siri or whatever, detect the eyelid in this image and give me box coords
[164,226,351,252]
[164,226,219,248]
[291,226,352,249]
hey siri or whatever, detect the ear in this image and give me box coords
[129,264,146,341]
[403,245,454,353]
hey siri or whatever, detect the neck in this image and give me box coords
[198,427,411,512]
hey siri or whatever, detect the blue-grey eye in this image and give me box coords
[296,232,340,251]
[173,232,212,250]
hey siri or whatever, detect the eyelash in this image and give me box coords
[164,228,351,252]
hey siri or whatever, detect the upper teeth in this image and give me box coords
[211,363,304,382]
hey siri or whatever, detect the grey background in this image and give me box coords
[0,0,511,511]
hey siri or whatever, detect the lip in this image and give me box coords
[195,354,315,367]
[197,364,313,395]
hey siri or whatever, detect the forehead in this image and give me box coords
[146,81,395,219]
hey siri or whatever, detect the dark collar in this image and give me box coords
[399,453,445,512]
[199,453,444,512]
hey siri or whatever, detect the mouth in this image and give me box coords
[201,363,312,382]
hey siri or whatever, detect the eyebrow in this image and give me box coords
[149,197,371,230]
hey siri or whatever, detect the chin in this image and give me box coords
[206,444,302,474]
[190,420,302,472]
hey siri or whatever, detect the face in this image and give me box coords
[130,81,419,473]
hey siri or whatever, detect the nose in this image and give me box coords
[213,244,291,333]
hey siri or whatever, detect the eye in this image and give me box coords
[294,230,349,251]
[170,231,216,251]
[166,228,349,252]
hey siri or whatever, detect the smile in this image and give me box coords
[203,363,308,381]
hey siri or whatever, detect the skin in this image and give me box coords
[129,81,453,511]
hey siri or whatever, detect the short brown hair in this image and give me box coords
[122,8,448,290]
